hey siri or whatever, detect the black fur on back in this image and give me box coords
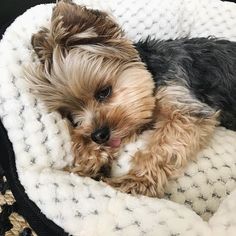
[135,37,236,130]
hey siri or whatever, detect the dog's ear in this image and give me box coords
[31,1,122,69]
[51,0,122,47]
[31,27,54,70]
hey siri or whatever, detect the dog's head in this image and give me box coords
[27,0,155,177]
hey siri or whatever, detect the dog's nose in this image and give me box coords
[91,126,110,144]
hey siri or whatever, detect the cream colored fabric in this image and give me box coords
[0,0,236,235]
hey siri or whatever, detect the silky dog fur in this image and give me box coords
[26,0,236,197]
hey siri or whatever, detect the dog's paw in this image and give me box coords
[71,150,111,178]
[104,174,161,197]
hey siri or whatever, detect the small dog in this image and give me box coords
[26,0,236,197]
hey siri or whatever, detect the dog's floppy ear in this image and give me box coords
[51,0,122,46]
[31,0,122,69]
[31,27,54,70]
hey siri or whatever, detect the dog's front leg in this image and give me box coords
[106,82,219,197]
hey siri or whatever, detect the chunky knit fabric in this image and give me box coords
[0,0,236,235]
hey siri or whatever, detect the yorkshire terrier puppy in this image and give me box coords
[26,0,236,197]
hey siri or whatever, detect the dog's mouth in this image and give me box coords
[106,137,121,148]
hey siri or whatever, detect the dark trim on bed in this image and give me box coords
[0,120,68,236]
[0,0,56,40]
[0,120,69,236]
[1,1,67,233]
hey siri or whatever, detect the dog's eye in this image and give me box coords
[95,86,112,102]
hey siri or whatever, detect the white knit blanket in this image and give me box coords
[0,0,236,235]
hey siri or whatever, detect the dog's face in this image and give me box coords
[27,0,155,177]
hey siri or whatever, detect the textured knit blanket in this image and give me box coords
[0,0,236,235]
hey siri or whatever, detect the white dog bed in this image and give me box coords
[0,0,236,235]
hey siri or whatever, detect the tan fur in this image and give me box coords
[25,0,219,197]
[106,83,219,197]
